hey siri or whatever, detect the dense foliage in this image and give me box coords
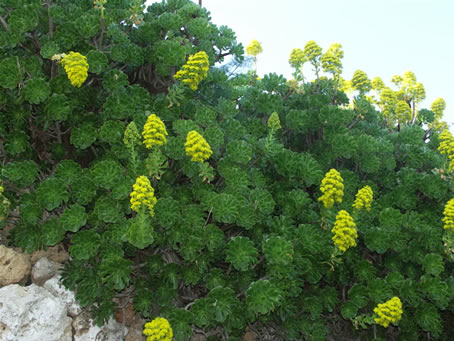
[0,0,453,340]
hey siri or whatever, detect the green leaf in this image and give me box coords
[36,177,69,211]
[422,253,444,276]
[93,196,124,223]
[99,254,132,290]
[211,193,240,224]
[90,160,124,190]
[86,50,108,74]
[191,298,213,327]
[69,230,101,260]
[40,41,60,59]
[5,130,29,155]
[225,236,258,271]
[98,120,125,145]
[207,287,237,323]
[166,309,193,341]
[246,280,282,315]
[415,302,442,336]
[124,213,154,249]
[262,236,293,267]
[41,217,66,246]
[155,197,181,227]
[70,174,97,205]
[23,78,51,104]
[203,224,225,252]
[54,160,82,186]
[60,205,87,233]
[2,160,39,188]
[226,140,253,165]
[340,301,358,319]
[71,122,97,149]
[250,188,275,216]
[45,94,71,121]
[0,57,24,89]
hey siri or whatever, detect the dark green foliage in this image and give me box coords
[1,0,453,339]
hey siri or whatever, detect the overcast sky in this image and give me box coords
[145,0,454,127]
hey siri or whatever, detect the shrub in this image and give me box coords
[0,0,453,340]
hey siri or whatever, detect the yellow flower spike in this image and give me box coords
[174,51,209,91]
[438,129,454,171]
[442,199,454,229]
[352,185,374,211]
[374,297,403,328]
[184,130,212,162]
[331,210,358,252]
[246,39,263,57]
[142,114,168,149]
[267,112,281,132]
[130,176,157,216]
[289,48,306,68]
[124,121,141,148]
[60,51,89,87]
[318,169,344,208]
[143,317,173,341]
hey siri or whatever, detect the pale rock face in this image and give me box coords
[43,274,82,317]
[0,284,72,341]
[31,257,61,286]
[73,311,128,341]
[0,245,31,286]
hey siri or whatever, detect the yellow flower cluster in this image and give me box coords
[438,129,454,171]
[142,114,168,149]
[288,48,306,68]
[267,112,281,132]
[318,169,344,208]
[352,185,373,211]
[60,51,89,88]
[246,39,263,57]
[124,122,141,148]
[442,199,454,229]
[374,297,403,328]
[184,130,212,162]
[130,176,157,216]
[331,210,358,252]
[174,51,209,91]
[143,317,173,341]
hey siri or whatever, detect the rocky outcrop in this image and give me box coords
[0,245,31,286]
[0,284,73,341]
[31,257,60,286]
[0,246,140,341]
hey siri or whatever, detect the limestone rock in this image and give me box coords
[31,257,61,286]
[43,274,81,317]
[0,284,72,341]
[73,311,127,341]
[29,243,69,265]
[0,245,31,286]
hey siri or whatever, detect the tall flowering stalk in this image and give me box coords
[142,114,168,149]
[331,210,358,252]
[438,129,454,171]
[352,185,373,211]
[373,297,403,328]
[60,52,89,87]
[174,51,209,90]
[246,39,263,74]
[318,169,344,208]
[442,199,454,229]
[143,317,173,341]
[130,176,157,216]
[184,130,212,162]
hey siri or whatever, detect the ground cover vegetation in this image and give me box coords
[0,0,453,339]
